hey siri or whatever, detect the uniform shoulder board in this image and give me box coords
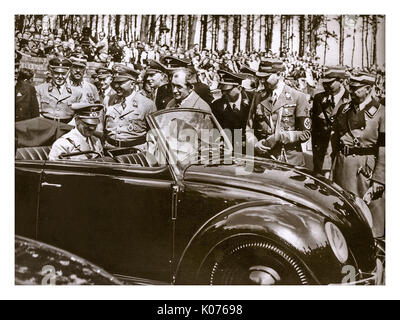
[66,87,72,94]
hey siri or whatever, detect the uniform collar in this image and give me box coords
[359,95,373,111]
[272,80,285,99]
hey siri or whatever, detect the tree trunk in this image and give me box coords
[361,15,365,68]
[365,15,370,68]
[323,18,328,65]
[351,17,357,67]
[298,15,304,57]
[372,15,378,66]
[251,15,254,52]
[224,15,229,50]
[201,15,208,49]
[140,15,149,42]
[246,15,251,52]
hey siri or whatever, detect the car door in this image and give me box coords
[15,160,44,240]
[36,160,174,283]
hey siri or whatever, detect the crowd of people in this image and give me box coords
[15,25,386,239]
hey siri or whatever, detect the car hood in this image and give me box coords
[183,156,371,232]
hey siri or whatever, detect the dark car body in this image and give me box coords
[15,235,122,285]
[15,110,383,285]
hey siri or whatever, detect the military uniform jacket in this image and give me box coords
[15,80,39,122]
[105,91,157,142]
[248,84,311,165]
[67,78,100,104]
[48,128,103,161]
[331,97,385,236]
[36,81,81,121]
[154,83,174,111]
[311,89,351,173]
[166,91,212,113]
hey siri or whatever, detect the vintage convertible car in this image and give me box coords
[15,109,383,285]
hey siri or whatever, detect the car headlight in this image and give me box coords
[354,197,373,229]
[325,222,349,263]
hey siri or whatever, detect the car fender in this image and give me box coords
[175,201,346,284]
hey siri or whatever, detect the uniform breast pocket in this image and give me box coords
[128,119,146,133]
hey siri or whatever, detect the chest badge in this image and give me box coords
[304,118,312,130]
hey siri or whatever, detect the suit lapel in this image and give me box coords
[271,85,290,114]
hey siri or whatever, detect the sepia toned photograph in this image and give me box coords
[14,13,385,287]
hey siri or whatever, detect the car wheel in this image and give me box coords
[199,240,310,285]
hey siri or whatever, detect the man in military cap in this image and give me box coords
[48,103,104,161]
[239,65,261,102]
[163,55,214,105]
[166,68,211,112]
[145,59,173,110]
[246,61,311,166]
[95,67,115,107]
[67,56,100,104]
[104,64,156,150]
[211,70,251,152]
[311,66,351,176]
[331,73,385,237]
[36,57,81,123]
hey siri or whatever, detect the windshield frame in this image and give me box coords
[146,108,233,181]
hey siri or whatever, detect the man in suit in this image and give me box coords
[311,66,351,176]
[246,61,311,166]
[145,59,173,110]
[166,68,211,112]
[211,70,251,153]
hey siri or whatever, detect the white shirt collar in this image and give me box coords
[224,93,242,111]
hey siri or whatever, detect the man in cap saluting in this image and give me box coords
[48,103,104,161]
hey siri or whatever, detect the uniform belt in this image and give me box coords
[41,114,71,123]
[106,136,146,148]
[340,145,377,156]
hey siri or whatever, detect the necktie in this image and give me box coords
[86,137,94,151]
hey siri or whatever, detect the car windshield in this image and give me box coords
[148,109,233,171]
